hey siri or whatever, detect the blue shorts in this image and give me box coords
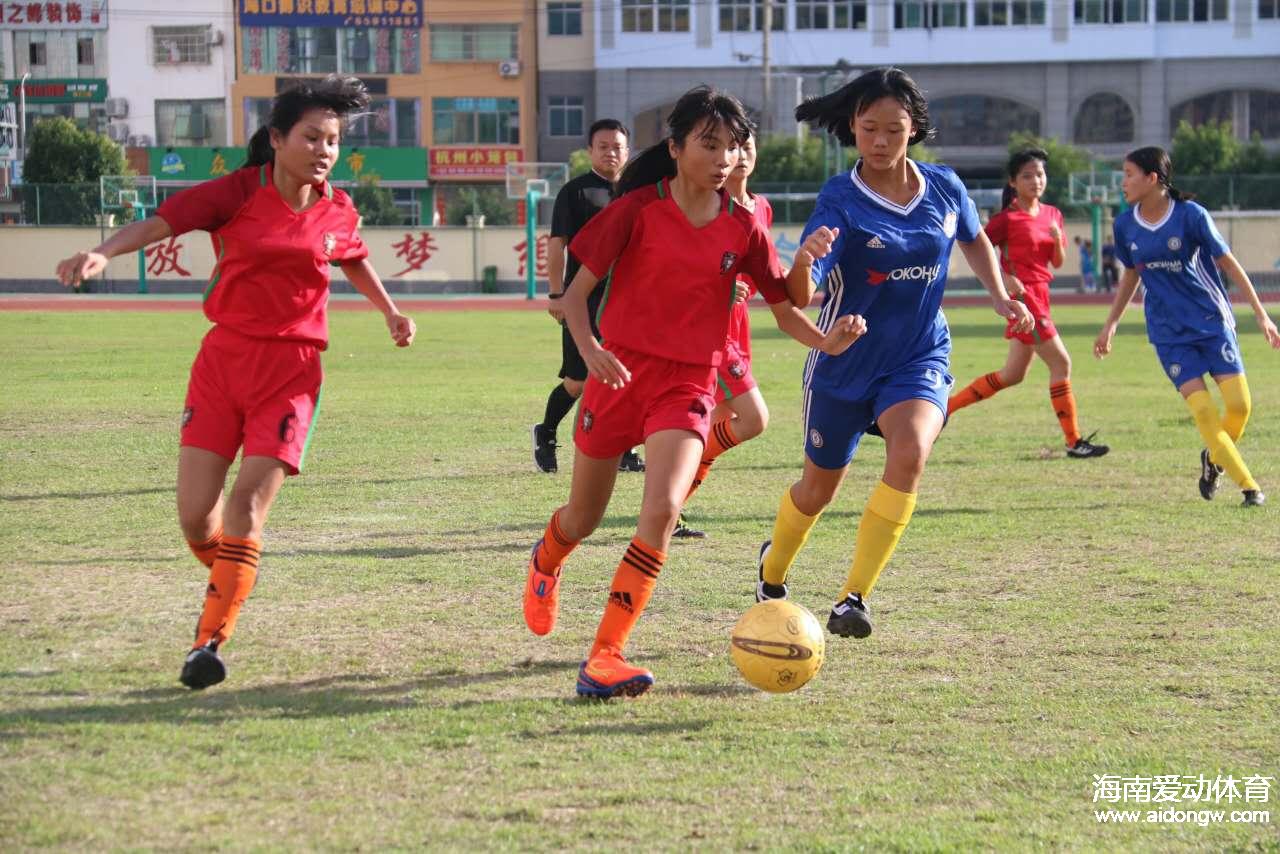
[803,360,953,470]
[1153,330,1244,389]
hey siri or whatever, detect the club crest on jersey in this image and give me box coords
[321,232,337,257]
[581,409,594,433]
[942,212,958,238]
[1167,236,1182,251]
[727,360,746,379]
[1169,363,1182,378]
[865,235,885,249]
[181,407,194,428]
[720,252,738,274]
[808,428,824,449]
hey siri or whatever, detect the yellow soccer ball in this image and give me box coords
[730,599,825,693]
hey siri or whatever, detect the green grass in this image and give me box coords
[1,305,1277,851]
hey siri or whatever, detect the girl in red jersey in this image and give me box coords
[948,148,1109,458]
[676,132,773,539]
[520,86,865,699]
[54,76,416,690]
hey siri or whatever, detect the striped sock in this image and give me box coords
[1049,380,1081,447]
[533,510,578,576]
[591,538,665,656]
[684,420,742,503]
[194,535,261,648]
[948,372,1006,415]
[186,525,223,568]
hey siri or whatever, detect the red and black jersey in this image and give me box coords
[156,164,368,348]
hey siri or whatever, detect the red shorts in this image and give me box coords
[573,343,716,459]
[1005,285,1058,345]
[715,338,757,403]
[181,326,323,475]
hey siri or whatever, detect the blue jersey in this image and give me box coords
[802,160,980,401]
[1113,200,1233,347]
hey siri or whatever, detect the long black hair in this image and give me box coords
[1125,146,1193,202]
[614,85,753,197]
[243,75,371,168]
[1003,146,1049,209]
[795,67,933,148]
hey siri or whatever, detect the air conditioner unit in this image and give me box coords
[498,60,521,78]
[206,28,224,46]
[106,122,130,143]
[127,134,153,147]
[105,97,128,119]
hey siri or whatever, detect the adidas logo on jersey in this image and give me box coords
[865,235,885,248]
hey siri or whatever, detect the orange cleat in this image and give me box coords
[523,540,561,636]
[576,646,654,699]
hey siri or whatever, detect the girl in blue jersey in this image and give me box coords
[755,67,1033,638]
[1095,147,1279,507]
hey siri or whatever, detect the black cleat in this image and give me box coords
[180,641,226,690]
[672,512,706,539]
[827,592,873,638]
[1242,489,1266,507]
[532,424,557,473]
[755,541,788,602]
[1199,448,1223,500]
[618,449,646,472]
[1066,431,1110,459]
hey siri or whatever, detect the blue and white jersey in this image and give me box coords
[1113,200,1233,346]
[801,159,980,401]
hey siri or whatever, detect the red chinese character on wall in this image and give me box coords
[145,237,191,277]
[66,1,81,21]
[390,231,438,277]
[45,2,61,21]
[25,2,42,21]
[513,235,549,279]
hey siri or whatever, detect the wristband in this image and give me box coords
[548,293,563,300]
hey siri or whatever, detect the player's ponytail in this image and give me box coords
[1000,184,1017,210]
[242,74,371,169]
[1125,146,1195,202]
[796,67,933,149]
[615,85,753,197]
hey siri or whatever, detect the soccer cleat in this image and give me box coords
[1242,489,1266,507]
[755,540,789,602]
[827,592,873,639]
[522,540,561,636]
[179,640,226,690]
[1198,448,1223,500]
[672,512,706,539]
[618,449,646,473]
[1066,431,1110,459]
[532,424,557,474]
[576,647,654,699]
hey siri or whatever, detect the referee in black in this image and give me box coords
[532,118,644,474]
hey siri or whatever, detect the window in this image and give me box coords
[974,0,1046,24]
[795,0,868,28]
[549,2,584,34]
[429,25,519,61]
[1249,91,1280,139]
[432,97,519,145]
[931,95,1040,145]
[1074,0,1147,22]
[246,96,420,146]
[1156,0,1228,19]
[549,95,585,137]
[1074,93,1135,143]
[156,99,226,147]
[623,0,692,31]
[1261,0,1279,17]
[1170,90,1234,130]
[895,0,967,26]
[29,41,47,66]
[718,0,787,30]
[241,27,419,74]
[76,37,95,66]
[151,26,211,65]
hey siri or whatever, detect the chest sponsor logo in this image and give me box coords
[720,252,739,274]
[321,232,337,257]
[866,264,942,286]
[942,212,958,238]
[1167,236,1182,251]
[1138,259,1183,274]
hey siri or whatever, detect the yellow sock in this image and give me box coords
[1186,390,1258,491]
[761,487,821,587]
[840,482,917,601]
[1218,374,1251,445]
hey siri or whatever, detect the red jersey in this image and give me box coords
[156,164,368,348]
[728,193,774,355]
[984,201,1064,290]
[570,179,788,367]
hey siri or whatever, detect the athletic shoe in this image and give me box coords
[179,641,226,690]
[522,540,560,636]
[827,592,873,639]
[618,449,646,473]
[672,512,706,539]
[755,540,788,602]
[576,647,654,699]
[1066,431,1110,459]
[1242,489,1266,507]
[1199,448,1223,500]
[532,424,557,474]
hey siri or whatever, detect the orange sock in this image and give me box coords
[1050,380,1081,446]
[684,420,741,503]
[591,537,665,656]
[533,510,578,577]
[194,535,260,648]
[186,525,223,568]
[948,371,1005,415]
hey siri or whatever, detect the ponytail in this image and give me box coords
[1000,184,1016,210]
[614,141,677,197]
[244,125,274,168]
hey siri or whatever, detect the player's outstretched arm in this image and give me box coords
[55,216,173,287]
[786,226,839,309]
[1216,253,1280,349]
[768,301,866,356]
[561,266,630,389]
[1094,267,1142,359]
[341,258,416,347]
[959,233,1033,334]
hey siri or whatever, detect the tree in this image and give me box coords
[22,117,128,225]
[568,148,591,178]
[444,186,516,226]
[350,175,404,226]
[752,134,827,184]
[1171,120,1240,175]
[1006,132,1093,210]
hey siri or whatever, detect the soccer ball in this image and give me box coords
[730,600,825,693]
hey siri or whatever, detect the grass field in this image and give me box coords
[1,304,1277,851]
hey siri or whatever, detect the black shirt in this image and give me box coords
[551,170,614,320]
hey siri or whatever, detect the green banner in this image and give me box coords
[148,146,427,183]
[0,78,107,103]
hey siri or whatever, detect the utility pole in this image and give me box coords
[761,0,771,134]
